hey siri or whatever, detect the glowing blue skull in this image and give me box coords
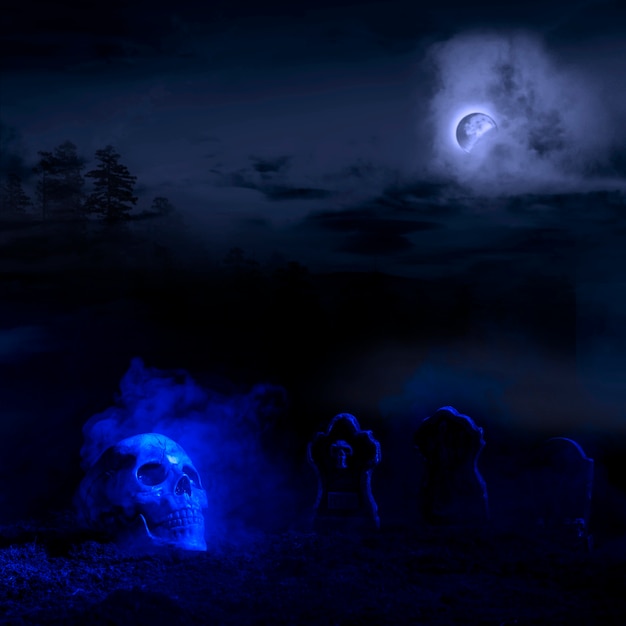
[76,433,208,551]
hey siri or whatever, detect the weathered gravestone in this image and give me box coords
[533,437,594,549]
[413,406,489,525]
[307,413,381,531]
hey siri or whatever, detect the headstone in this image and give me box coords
[307,413,381,531]
[533,437,594,549]
[413,406,489,525]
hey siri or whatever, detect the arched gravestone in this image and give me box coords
[307,413,381,531]
[413,406,489,525]
[533,437,594,548]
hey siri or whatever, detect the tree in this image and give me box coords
[0,173,32,216]
[85,145,137,222]
[33,150,56,220]
[53,141,86,217]
[33,141,86,220]
[150,196,176,216]
[223,246,260,273]
[0,121,28,181]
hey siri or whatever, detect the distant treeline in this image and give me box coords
[0,140,175,223]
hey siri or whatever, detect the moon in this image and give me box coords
[456,112,498,153]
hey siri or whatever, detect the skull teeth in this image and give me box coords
[156,508,204,529]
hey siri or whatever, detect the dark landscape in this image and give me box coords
[2,0,626,623]
[1,187,626,624]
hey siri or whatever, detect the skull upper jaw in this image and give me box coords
[131,493,208,551]
[149,504,207,551]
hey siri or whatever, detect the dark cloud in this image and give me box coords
[5,0,617,73]
[0,2,171,70]
[547,0,626,44]
[262,186,335,201]
[304,209,438,234]
[339,231,413,255]
[209,158,336,203]
[296,206,439,256]
[233,156,335,201]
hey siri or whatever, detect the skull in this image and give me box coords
[330,440,353,469]
[76,433,208,551]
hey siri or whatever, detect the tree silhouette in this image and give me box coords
[150,196,176,216]
[85,145,137,222]
[0,173,32,216]
[33,141,86,220]
[53,141,86,218]
[33,150,56,220]
[0,121,28,181]
[222,246,260,275]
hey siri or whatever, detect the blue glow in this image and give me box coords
[379,355,511,425]
[424,31,622,193]
[449,105,499,154]
[78,358,292,545]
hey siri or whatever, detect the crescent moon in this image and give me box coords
[456,112,498,153]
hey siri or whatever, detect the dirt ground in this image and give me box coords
[1,513,626,626]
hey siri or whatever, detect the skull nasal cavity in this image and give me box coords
[175,475,192,496]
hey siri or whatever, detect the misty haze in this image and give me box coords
[1,1,626,624]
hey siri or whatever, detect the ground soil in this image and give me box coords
[1,514,625,626]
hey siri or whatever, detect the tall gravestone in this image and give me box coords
[413,406,489,526]
[533,437,594,549]
[307,413,381,532]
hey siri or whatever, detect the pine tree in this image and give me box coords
[0,122,27,182]
[33,150,57,220]
[32,141,86,220]
[53,141,86,218]
[150,196,175,216]
[85,145,137,223]
[0,173,32,216]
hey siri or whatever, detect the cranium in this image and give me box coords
[76,433,208,551]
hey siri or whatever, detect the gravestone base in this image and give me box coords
[537,519,594,553]
[313,489,380,532]
[532,437,594,553]
[313,514,380,534]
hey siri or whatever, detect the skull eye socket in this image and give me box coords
[183,465,201,487]
[137,462,168,486]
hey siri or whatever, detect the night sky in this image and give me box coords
[3,0,625,268]
[1,0,626,527]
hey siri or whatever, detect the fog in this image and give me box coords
[422,30,626,194]
[78,358,303,543]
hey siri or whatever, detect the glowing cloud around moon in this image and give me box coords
[456,112,498,153]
